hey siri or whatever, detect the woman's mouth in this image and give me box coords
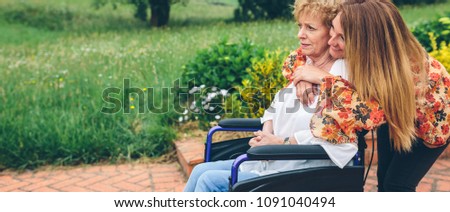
[301,44,310,48]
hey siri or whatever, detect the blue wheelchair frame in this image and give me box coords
[204,118,367,192]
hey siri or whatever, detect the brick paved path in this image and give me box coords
[0,163,186,192]
[0,158,449,192]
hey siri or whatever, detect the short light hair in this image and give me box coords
[292,0,341,28]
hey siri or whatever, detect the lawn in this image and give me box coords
[0,0,449,169]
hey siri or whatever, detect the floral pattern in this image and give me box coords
[415,57,450,147]
[310,76,385,144]
[281,48,306,85]
[310,56,450,148]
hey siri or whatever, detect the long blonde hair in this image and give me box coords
[339,0,427,152]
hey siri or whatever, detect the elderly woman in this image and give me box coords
[184,0,350,192]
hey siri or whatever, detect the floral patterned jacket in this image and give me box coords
[309,56,450,148]
[282,48,306,85]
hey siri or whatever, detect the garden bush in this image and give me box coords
[412,15,450,52]
[176,38,265,129]
[180,38,265,89]
[175,48,288,129]
[429,33,450,70]
[233,50,288,118]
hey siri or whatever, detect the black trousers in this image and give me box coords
[376,124,449,192]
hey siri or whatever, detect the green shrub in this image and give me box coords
[176,49,288,129]
[234,0,294,22]
[234,50,288,118]
[177,38,265,129]
[412,15,450,52]
[180,38,265,89]
[429,33,450,71]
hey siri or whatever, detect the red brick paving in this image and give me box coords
[0,163,186,192]
[0,138,448,192]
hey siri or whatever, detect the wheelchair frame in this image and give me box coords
[204,118,368,192]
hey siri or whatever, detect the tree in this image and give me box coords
[94,0,188,27]
[149,0,171,27]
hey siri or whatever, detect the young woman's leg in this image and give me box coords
[376,124,394,192]
[183,160,234,192]
[377,124,449,191]
[381,141,448,191]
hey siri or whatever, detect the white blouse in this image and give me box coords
[240,59,357,175]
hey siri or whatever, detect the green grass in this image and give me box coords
[0,0,448,170]
[399,0,450,26]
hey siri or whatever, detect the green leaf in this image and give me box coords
[226,75,235,82]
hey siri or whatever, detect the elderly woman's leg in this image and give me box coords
[184,160,234,192]
[194,170,259,192]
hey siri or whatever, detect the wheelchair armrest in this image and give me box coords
[229,145,330,186]
[218,118,263,129]
[246,145,330,160]
[205,118,263,162]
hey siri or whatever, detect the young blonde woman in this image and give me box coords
[294,0,450,191]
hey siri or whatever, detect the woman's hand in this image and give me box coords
[292,64,331,105]
[248,131,283,147]
[296,81,317,105]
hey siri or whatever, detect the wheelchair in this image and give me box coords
[204,118,371,192]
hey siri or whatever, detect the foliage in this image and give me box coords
[234,0,294,21]
[412,15,450,52]
[429,33,450,71]
[177,38,266,129]
[181,38,265,89]
[178,49,287,129]
[234,50,288,118]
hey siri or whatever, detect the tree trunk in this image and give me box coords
[149,0,171,27]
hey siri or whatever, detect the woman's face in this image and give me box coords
[328,13,345,59]
[297,14,331,59]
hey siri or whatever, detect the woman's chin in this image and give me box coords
[329,50,344,59]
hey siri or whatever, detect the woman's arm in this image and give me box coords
[310,76,386,144]
[292,64,332,105]
[292,64,333,85]
[262,120,274,134]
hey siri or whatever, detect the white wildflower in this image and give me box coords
[220,89,228,96]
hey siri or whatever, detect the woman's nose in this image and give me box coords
[328,36,335,46]
[297,28,306,39]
